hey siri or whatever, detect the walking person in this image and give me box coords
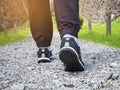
[27,0,85,71]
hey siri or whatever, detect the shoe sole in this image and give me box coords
[37,58,51,63]
[59,47,85,72]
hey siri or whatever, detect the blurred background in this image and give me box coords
[0,0,120,47]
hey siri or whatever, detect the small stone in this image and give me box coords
[63,83,74,88]
[23,86,29,90]
[93,84,98,90]
[10,84,25,90]
[81,79,85,82]
[107,73,113,80]
[109,62,117,68]
[107,73,119,80]
[88,54,96,59]
[112,75,119,80]
[100,82,105,88]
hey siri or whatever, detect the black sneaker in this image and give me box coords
[37,48,53,63]
[59,37,85,71]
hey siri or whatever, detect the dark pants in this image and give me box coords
[27,0,80,47]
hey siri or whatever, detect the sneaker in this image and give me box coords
[59,37,85,71]
[37,48,53,63]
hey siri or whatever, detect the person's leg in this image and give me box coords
[27,0,53,63]
[54,0,85,71]
[27,0,53,47]
[54,0,80,38]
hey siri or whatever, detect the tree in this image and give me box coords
[0,0,28,33]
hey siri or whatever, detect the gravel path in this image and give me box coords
[0,32,120,90]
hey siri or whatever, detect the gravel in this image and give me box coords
[0,32,120,90]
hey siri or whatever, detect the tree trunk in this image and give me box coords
[88,19,92,32]
[106,12,111,35]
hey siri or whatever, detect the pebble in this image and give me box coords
[112,75,119,80]
[109,62,118,68]
[88,54,96,59]
[0,32,120,90]
[107,73,119,80]
[23,86,29,90]
[10,84,25,90]
[107,73,113,80]
[63,83,74,88]
[93,84,98,90]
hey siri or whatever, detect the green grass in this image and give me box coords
[0,26,30,46]
[78,17,120,48]
[52,16,58,30]
[1,17,120,48]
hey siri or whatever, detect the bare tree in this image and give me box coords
[105,0,112,35]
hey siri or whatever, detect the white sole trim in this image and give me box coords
[60,47,85,69]
[38,57,50,61]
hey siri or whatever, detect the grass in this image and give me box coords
[1,17,120,48]
[78,17,120,48]
[0,26,30,46]
[52,16,58,30]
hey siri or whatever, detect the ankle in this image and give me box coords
[39,46,52,51]
[63,34,79,45]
